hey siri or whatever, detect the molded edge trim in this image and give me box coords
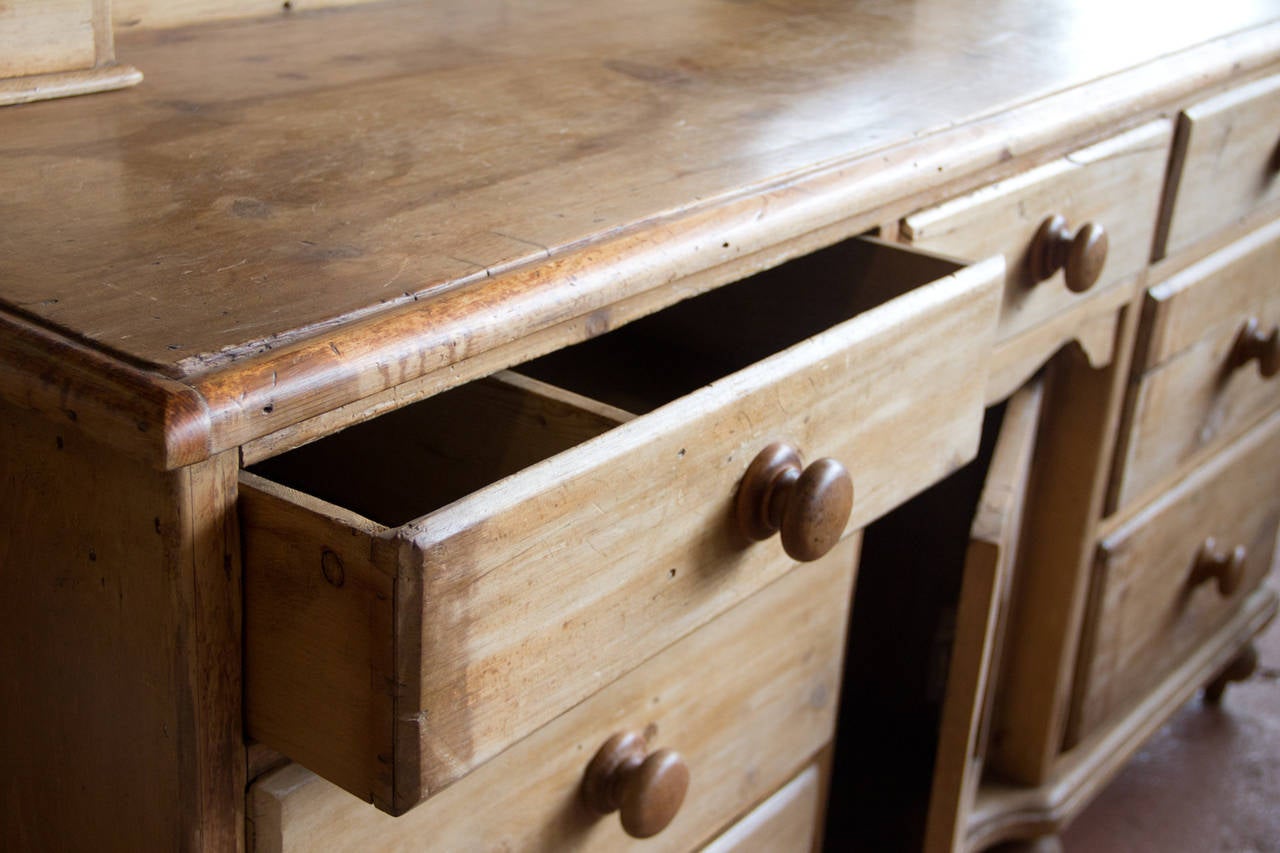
[0,310,212,469]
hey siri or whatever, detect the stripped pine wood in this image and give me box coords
[902,121,1170,346]
[247,539,855,851]
[1071,410,1280,739]
[925,380,1044,853]
[242,242,1002,812]
[1110,218,1280,510]
[985,304,1139,784]
[0,398,243,851]
[1159,72,1280,258]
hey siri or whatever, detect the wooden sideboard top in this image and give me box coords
[2,0,1280,467]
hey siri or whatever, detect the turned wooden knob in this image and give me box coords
[582,731,689,839]
[1029,214,1108,293]
[1229,317,1280,378]
[1190,537,1247,597]
[735,442,853,562]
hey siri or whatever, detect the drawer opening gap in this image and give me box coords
[513,236,962,414]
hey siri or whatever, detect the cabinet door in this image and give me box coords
[926,380,1044,853]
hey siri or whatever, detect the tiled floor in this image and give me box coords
[1062,614,1280,852]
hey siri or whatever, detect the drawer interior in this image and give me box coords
[248,375,628,527]
[516,237,961,414]
[248,236,964,526]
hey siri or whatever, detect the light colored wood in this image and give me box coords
[1111,218,1280,510]
[0,6,1273,470]
[967,587,1277,850]
[241,470,395,809]
[901,121,1171,346]
[0,310,212,470]
[0,0,98,78]
[247,538,856,851]
[113,0,387,30]
[986,303,1139,785]
[242,240,1002,812]
[0,63,143,106]
[984,272,1132,405]
[0,0,139,106]
[0,397,243,851]
[1160,72,1280,258]
[926,380,1045,853]
[701,764,822,853]
[0,9,1264,461]
[1070,408,1280,740]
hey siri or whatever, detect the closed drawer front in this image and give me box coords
[1073,409,1280,738]
[1111,217,1280,510]
[242,236,1002,814]
[700,764,822,853]
[902,121,1170,345]
[1160,73,1280,258]
[247,547,853,851]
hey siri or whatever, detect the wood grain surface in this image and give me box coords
[247,537,855,851]
[0,0,1273,378]
[1160,71,1280,258]
[0,398,243,851]
[242,240,1002,811]
[1111,217,1280,510]
[925,380,1044,853]
[1072,410,1280,740]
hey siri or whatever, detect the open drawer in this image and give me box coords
[241,236,1003,814]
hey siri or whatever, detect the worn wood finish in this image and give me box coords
[901,121,1170,346]
[0,311,212,470]
[0,0,141,107]
[247,540,855,851]
[701,764,822,853]
[0,64,144,107]
[243,240,1000,812]
[926,380,1044,853]
[113,0,385,30]
[1,1,1263,375]
[986,305,1138,785]
[1070,409,1280,741]
[0,0,98,78]
[0,12,1271,465]
[967,588,1277,850]
[984,273,1132,406]
[1112,218,1280,510]
[1160,72,1280,258]
[0,397,243,851]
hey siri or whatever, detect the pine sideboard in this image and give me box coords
[2,1,1278,850]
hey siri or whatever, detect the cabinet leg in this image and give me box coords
[1204,641,1259,704]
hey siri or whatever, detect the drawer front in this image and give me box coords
[247,544,854,852]
[701,764,822,853]
[243,238,1003,812]
[902,121,1170,345]
[1160,73,1280,258]
[1073,409,1280,738]
[1112,218,1280,509]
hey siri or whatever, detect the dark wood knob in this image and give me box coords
[582,731,689,839]
[1229,317,1280,378]
[735,442,853,562]
[1029,214,1108,293]
[1190,537,1247,597]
